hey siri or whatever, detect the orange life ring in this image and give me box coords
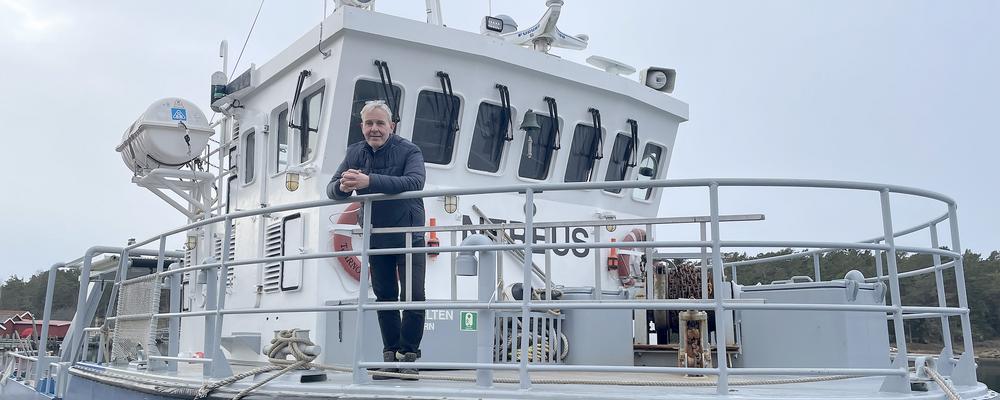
[618,228,647,286]
[332,202,362,281]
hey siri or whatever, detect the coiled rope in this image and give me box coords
[925,367,961,400]
[195,329,316,400]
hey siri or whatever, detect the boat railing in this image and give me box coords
[34,178,979,395]
[1,349,50,392]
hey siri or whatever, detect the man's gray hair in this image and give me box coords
[360,100,394,122]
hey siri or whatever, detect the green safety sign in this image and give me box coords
[460,311,478,331]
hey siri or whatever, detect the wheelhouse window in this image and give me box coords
[564,124,601,182]
[632,143,664,200]
[517,114,558,180]
[298,89,324,164]
[603,133,634,193]
[349,80,401,145]
[275,109,288,173]
[468,102,510,173]
[244,130,255,184]
[412,90,461,165]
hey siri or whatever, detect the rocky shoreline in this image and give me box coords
[907,341,1000,359]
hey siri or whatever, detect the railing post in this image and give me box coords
[71,251,95,362]
[874,244,884,281]
[708,183,729,394]
[645,223,654,302]
[517,188,534,390]
[592,226,602,301]
[450,231,457,301]
[147,237,168,372]
[877,189,910,393]
[700,222,708,300]
[812,253,822,282]
[167,264,181,372]
[928,223,954,374]
[209,220,234,378]
[97,250,131,364]
[546,227,554,300]
[353,199,374,384]
[35,263,63,384]
[947,204,978,386]
[203,255,218,378]
[405,232,413,302]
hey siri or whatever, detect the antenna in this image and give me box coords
[334,0,374,9]
[501,0,588,53]
[425,0,443,25]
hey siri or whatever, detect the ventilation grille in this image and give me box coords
[262,221,283,293]
[183,247,193,284]
[214,223,237,288]
[231,118,241,143]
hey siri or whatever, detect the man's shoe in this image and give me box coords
[399,352,419,380]
[371,351,398,380]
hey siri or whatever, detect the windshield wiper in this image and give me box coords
[495,84,514,141]
[436,71,456,134]
[287,69,311,131]
[374,60,401,124]
[588,107,604,160]
[626,118,638,168]
[543,96,560,150]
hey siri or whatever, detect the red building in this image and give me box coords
[0,310,71,339]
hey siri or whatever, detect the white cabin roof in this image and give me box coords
[249,6,689,122]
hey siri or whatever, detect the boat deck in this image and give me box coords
[64,362,996,400]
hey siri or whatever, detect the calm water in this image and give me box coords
[981,358,1000,391]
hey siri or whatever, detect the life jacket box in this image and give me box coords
[735,279,890,369]
[559,286,633,366]
[321,299,478,364]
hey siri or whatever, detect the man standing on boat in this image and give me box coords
[327,100,426,379]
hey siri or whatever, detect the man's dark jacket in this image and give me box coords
[327,134,426,249]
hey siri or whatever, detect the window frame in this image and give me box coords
[347,78,403,147]
[631,140,667,203]
[280,213,304,292]
[242,128,256,186]
[515,112,562,182]
[411,88,463,168]
[270,104,290,177]
[465,100,516,176]
[602,132,635,196]
[563,121,604,183]
[225,174,239,214]
[293,81,326,166]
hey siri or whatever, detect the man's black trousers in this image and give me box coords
[370,239,426,355]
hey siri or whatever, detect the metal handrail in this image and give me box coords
[46,178,977,396]
[118,177,957,250]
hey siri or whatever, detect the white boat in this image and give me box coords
[1,1,996,399]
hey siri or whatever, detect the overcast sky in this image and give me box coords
[1,0,997,281]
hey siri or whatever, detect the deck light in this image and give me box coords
[444,195,458,214]
[605,214,617,232]
[286,172,300,192]
[483,16,504,33]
